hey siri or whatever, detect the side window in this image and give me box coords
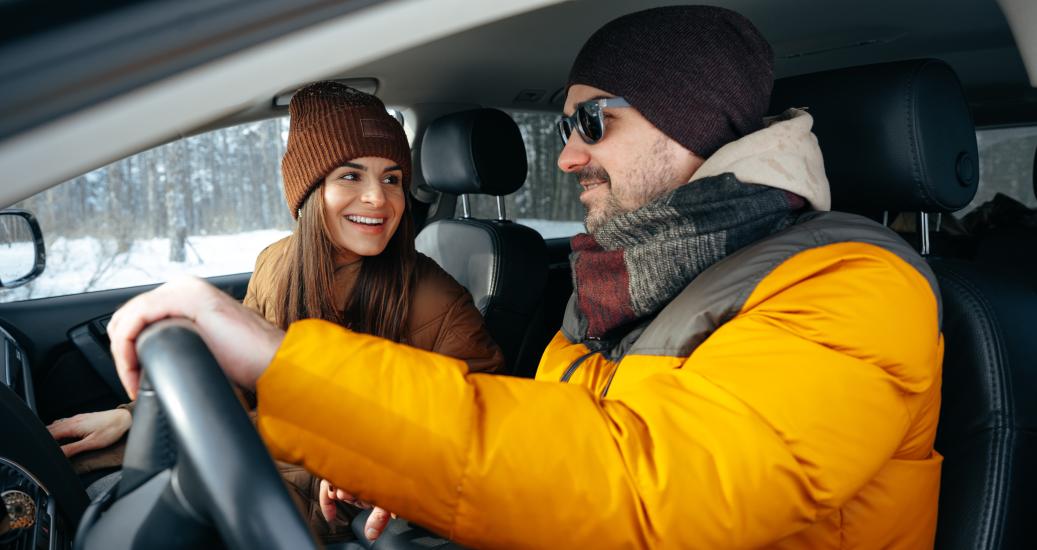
[1,117,294,302]
[958,126,1037,215]
[467,111,585,239]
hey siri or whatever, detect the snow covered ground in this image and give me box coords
[0,230,290,303]
[0,219,584,303]
[517,219,584,239]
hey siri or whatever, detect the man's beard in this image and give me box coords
[579,138,686,234]
[577,167,621,234]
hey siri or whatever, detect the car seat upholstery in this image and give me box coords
[415,108,548,378]
[773,58,1037,549]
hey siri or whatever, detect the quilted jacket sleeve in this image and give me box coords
[407,255,504,374]
[427,290,503,374]
[255,242,941,549]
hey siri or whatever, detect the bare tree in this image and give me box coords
[165,138,189,262]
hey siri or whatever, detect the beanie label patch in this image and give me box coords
[361,118,395,139]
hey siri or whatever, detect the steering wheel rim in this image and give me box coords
[126,318,316,549]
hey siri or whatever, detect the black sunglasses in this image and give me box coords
[557,97,631,145]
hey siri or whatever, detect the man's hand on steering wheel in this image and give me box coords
[108,275,284,398]
[107,276,405,546]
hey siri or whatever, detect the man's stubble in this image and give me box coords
[582,135,685,234]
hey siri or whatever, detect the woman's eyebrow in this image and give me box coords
[383,165,402,173]
[342,161,367,171]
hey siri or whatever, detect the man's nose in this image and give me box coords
[557,135,590,173]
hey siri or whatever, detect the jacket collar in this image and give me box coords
[691,108,831,211]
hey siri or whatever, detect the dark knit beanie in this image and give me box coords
[281,82,411,219]
[567,6,774,158]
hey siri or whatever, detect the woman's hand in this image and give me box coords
[46,408,132,457]
[319,478,394,541]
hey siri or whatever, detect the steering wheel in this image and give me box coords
[75,319,317,549]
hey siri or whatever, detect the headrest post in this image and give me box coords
[882,211,890,227]
[460,195,471,219]
[496,196,507,221]
[919,212,931,256]
[935,213,943,233]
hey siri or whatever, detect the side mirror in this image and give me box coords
[0,210,45,288]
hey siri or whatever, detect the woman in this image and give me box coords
[48,81,504,542]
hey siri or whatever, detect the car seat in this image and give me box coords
[772,58,1037,549]
[415,108,549,377]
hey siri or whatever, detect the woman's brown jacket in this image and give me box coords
[243,237,503,541]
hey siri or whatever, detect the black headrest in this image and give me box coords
[420,108,528,196]
[771,59,979,214]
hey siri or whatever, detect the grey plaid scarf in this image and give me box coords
[570,173,805,341]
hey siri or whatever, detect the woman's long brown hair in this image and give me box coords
[274,185,417,343]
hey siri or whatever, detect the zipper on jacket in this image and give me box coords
[599,367,619,399]
[560,350,596,382]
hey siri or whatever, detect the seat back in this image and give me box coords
[416,108,548,377]
[926,257,1037,548]
[773,58,1037,549]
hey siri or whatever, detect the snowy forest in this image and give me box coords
[2,111,1034,302]
[15,117,295,263]
[3,112,583,301]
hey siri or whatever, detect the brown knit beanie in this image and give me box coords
[567,6,774,158]
[281,82,411,218]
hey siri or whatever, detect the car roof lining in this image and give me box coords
[0,0,565,208]
[181,0,1037,138]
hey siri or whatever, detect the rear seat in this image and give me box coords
[414,108,549,378]
[772,58,1037,549]
[967,144,1037,286]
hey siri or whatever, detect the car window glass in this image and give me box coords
[957,126,1037,216]
[467,111,585,239]
[0,117,295,302]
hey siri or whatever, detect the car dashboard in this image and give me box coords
[1,325,34,414]
[1,456,68,550]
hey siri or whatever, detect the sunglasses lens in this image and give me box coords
[557,119,572,144]
[577,104,603,143]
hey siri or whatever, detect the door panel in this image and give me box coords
[0,272,250,423]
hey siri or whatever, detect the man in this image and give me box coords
[109,6,943,548]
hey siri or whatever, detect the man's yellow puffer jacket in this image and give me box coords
[255,209,943,549]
